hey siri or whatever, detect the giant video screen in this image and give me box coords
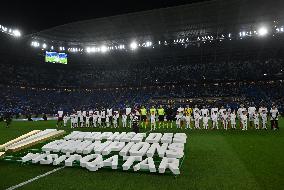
[45,51,67,64]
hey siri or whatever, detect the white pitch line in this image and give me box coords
[6,166,65,190]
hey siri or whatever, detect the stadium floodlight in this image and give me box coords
[130,41,138,50]
[100,45,108,53]
[51,46,54,50]
[13,29,21,37]
[42,43,47,49]
[31,41,40,47]
[145,41,152,47]
[258,27,268,36]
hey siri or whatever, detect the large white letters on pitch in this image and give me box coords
[22,132,187,175]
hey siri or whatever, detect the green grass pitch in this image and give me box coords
[0,119,284,190]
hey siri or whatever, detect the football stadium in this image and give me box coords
[0,0,284,189]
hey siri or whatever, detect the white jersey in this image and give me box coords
[113,115,118,123]
[106,116,110,123]
[101,110,106,118]
[270,108,279,120]
[259,107,268,115]
[193,108,200,115]
[201,109,209,117]
[126,107,132,115]
[211,108,218,116]
[74,115,78,123]
[211,108,219,119]
[241,114,248,123]
[82,111,86,117]
[175,115,181,125]
[150,115,156,123]
[230,113,236,124]
[237,107,246,117]
[63,115,68,123]
[93,114,98,122]
[261,113,267,123]
[222,113,228,121]
[253,113,259,125]
[107,108,113,117]
[97,116,101,124]
[211,114,218,122]
[58,111,63,118]
[77,111,83,121]
[70,114,75,123]
[219,109,226,118]
[178,107,184,113]
[122,115,127,122]
[194,113,201,121]
[248,107,256,115]
[86,116,90,123]
[113,111,119,117]
[248,107,256,121]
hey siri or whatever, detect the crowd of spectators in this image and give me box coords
[0,81,283,117]
[0,50,283,117]
[0,57,283,88]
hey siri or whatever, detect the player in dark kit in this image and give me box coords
[132,115,140,133]
[4,112,12,128]
[165,105,174,128]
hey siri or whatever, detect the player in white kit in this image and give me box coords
[150,111,156,130]
[222,111,229,130]
[122,112,127,128]
[113,112,119,128]
[248,105,257,128]
[211,110,219,129]
[194,110,201,129]
[63,114,68,127]
[175,112,181,129]
[237,104,246,129]
[106,115,110,128]
[253,110,260,130]
[241,111,248,130]
[93,112,98,128]
[230,110,236,129]
[85,114,90,128]
[70,113,76,128]
[201,106,210,129]
[270,105,279,130]
[74,113,79,128]
[261,109,267,130]
[57,110,64,127]
[97,113,102,127]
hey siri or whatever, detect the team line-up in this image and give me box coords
[57,104,280,130]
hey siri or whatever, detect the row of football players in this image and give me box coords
[145,106,279,130]
[57,104,279,130]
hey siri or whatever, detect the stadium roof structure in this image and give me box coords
[32,0,284,46]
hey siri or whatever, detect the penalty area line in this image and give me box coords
[5,166,65,190]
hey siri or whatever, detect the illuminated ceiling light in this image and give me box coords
[130,41,138,50]
[258,27,268,36]
[13,29,21,37]
[86,47,91,53]
[100,45,108,53]
[42,43,47,49]
[51,46,54,50]
[145,41,152,47]
[31,41,39,47]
